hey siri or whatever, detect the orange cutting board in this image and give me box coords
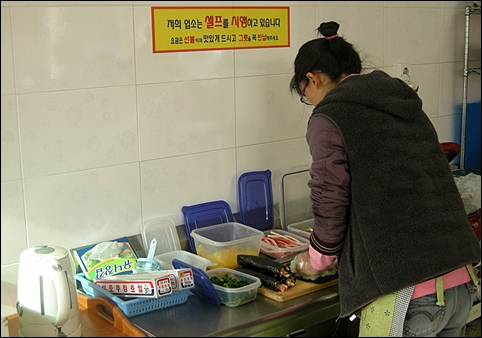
[257,278,338,302]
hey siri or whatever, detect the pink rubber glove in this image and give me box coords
[308,246,337,270]
[291,250,338,280]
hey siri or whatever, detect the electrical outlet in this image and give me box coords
[395,63,419,91]
[396,63,411,82]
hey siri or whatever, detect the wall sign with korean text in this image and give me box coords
[151,6,290,53]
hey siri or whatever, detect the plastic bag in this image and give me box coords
[454,173,481,215]
[290,251,337,281]
[87,241,122,261]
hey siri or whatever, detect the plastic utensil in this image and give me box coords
[136,238,161,272]
[146,238,156,269]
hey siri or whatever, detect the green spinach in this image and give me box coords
[210,273,249,288]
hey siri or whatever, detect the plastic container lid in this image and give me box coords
[171,259,221,306]
[182,200,234,253]
[140,216,181,257]
[238,169,274,231]
[279,169,312,231]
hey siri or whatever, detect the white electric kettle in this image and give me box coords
[16,245,82,337]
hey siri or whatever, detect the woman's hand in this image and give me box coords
[291,251,338,280]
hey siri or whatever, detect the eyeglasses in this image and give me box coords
[299,70,321,106]
[300,82,311,105]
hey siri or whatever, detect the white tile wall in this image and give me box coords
[23,163,142,249]
[140,149,237,224]
[1,7,15,95]
[1,1,480,316]
[235,73,308,146]
[314,5,385,68]
[1,181,26,266]
[137,79,236,160]
[236,138,313,203]
[11,6,136,94]
[1,96,21,181]
[18,86,138,178]
[134,5,235,84]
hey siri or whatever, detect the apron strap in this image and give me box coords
[435,276,444,306]
[389,285,415,337]
[435,264,475,307]
[466,264,478,285]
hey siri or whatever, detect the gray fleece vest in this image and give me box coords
[312,73,480,318]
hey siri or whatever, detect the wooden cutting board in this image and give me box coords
[257,278,338,302]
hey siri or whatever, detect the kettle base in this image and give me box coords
[18,324,82,337]
[18,313,82,337]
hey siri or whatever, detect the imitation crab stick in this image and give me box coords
[262,231,305,249]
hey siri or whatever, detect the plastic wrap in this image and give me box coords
[290,251,337,281]
[454,173,481,214]
[87,241,122,261]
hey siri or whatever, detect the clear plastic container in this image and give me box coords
[190,222,264,269]
[287,219,313,240]
[134,258,162,273]
[182,200,234,253]
[260,229,309,259]
[206,268,261,307]
[154,250,215,271]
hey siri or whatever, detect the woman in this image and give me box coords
[290,21,480,337]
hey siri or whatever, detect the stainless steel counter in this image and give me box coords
[129,284,340,337]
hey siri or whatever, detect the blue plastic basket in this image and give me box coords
[75,273,189,318]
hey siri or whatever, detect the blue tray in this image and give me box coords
[75,273,189,318]
[238,170,274,231]
[182,200,234,253]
